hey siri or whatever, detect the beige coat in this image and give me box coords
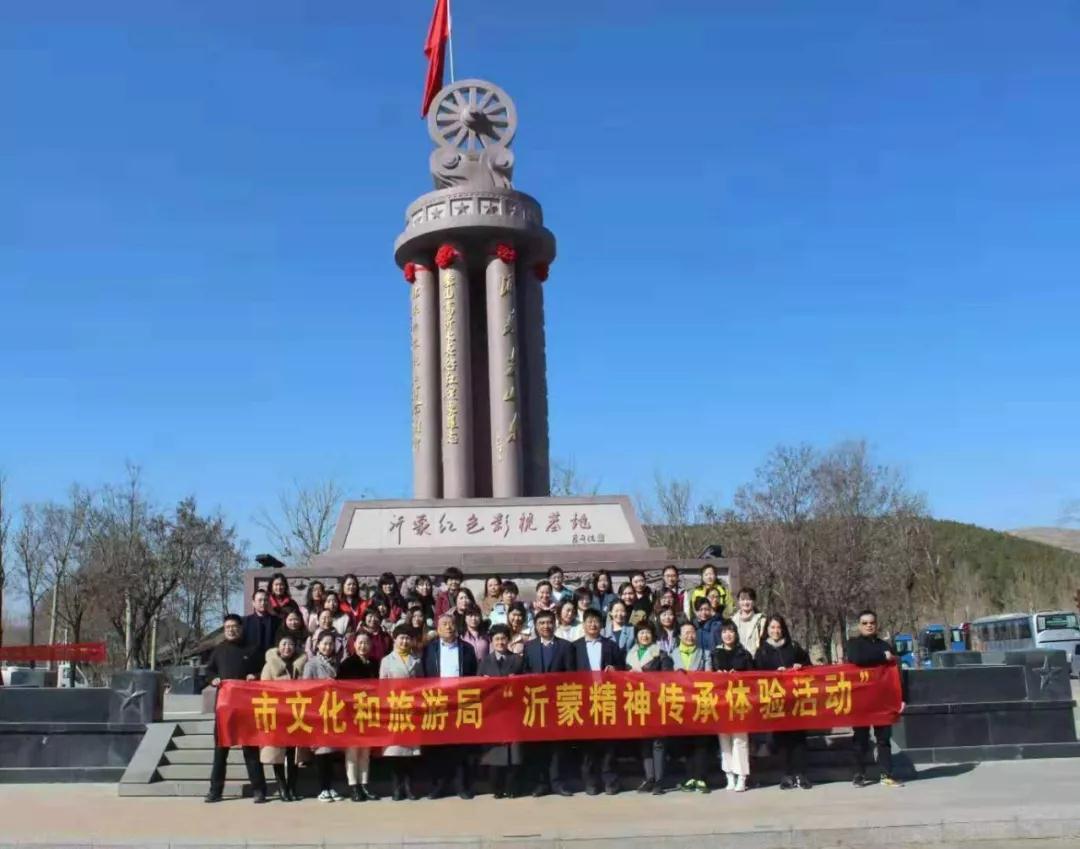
[258,649,307,764]
[378,651,421,757]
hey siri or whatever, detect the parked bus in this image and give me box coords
[949,623,970,651]
[969,611,1080,676]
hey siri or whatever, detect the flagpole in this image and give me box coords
[447,0,456,83]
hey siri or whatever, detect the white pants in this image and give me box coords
[718,733,750,777]
[345,747,370,784]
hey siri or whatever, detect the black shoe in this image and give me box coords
[853,773,868,788]
[359,783,380,801]
[553,784,573,797]
[651,782,664,795]
[404,781,419,801]
[636,779,655,793]
[585,784,600,796]
[204,792,222,803]
[350,785,363,802]
[458,788,475,800]
[779,775,796,790]
[252,790,267,804]
[531,784,549,798]
[604,783,619,796]
[796,774,813,790]
[494,789,506,799]
[392,788,406,802]
[426,781,446,801]
[280,787,294,802]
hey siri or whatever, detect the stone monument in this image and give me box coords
[246,80,736,597]
[395,79,555,500]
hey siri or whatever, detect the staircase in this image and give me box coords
[119,715,279,797]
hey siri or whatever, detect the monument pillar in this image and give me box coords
[395,79,555,499]
[438,244,474,498]
[519,261,551,495]
[408,259,441,498]
[485,246,523,496]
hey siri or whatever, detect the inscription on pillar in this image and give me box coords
[411,281,423,449]
[442,271,460,446]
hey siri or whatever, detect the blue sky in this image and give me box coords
[3,0,1078,553]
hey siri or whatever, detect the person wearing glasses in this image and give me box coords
[845,609,903,787]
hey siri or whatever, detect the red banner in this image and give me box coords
[216,663,901,748]
[0,642,107,663]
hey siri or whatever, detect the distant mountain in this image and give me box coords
[1009,527,1080,554]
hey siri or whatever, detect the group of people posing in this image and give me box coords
[204,564,900,804]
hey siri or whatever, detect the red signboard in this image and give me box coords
[216,663,901,748]
[0,642,107,663]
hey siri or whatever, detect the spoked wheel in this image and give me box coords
[428,79,517,152]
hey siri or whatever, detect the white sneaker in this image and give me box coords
[734,775,747,792]
[725,772,736,791]
[317,790,334,802]
[328,789,345,801]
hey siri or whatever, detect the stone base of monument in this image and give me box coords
[0,671,165,783]
[893,649,1080,766]
[245,496,741,608]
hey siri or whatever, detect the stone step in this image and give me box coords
[163,748,260,765]
[157,763,276,781]
[170,733,217,749]
[177,719,215,735]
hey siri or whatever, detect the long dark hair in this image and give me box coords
[304,581,325,613]
[268,572,292,600]
[591,569,613,597]
[764,614,793,645]
[340,573,361,605]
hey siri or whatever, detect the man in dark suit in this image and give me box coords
[521,609,575,797]
[241,589,276,659]
[421,613,479,799]
[573,608,624,795]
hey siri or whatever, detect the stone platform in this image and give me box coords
[4,760,1080,848]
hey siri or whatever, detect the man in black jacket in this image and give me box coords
[242,589,276,659]
[521,609,575,797]
[573,609,624,795]
[845,609,902,787]
[420,613,479,799]
[204,614,267,803]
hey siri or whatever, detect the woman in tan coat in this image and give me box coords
[379,624,422,801]
[259,635,307,801]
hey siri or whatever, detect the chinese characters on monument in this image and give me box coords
[340,501,638,549]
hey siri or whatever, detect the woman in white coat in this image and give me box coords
[379,624,422,801]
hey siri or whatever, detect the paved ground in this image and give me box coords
[1,760,1079,848]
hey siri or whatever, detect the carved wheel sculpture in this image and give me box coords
[428,79,517,152]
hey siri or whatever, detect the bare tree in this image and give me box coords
[159,503,246,665]
[728,442,930,659]
[549,458,600,497]
[638,475,725,559]
[42,485,92,652]
[14,504,48,649]
[0,473,10,649]
[254,479,343,567]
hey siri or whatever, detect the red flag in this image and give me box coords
[421,0,450,117]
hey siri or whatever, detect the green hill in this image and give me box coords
[928,519,1080,617]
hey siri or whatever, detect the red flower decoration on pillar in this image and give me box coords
[493,243,517,264]
[434,244,459,269]
[533,262,550,282]
[403,262,417,283]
